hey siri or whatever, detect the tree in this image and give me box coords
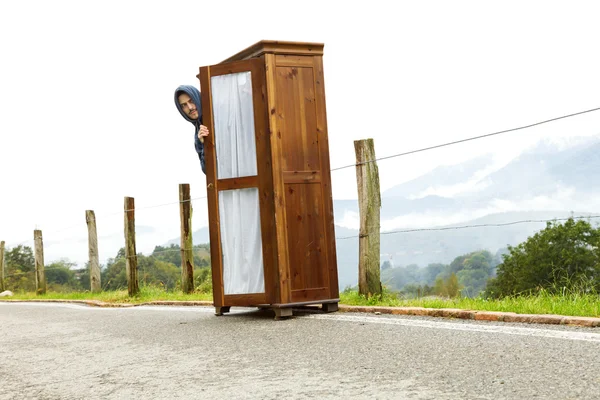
[102,258,127,291]
[456,251,494,297]
[445,273,461,298]
[486,218,600,298]
[194,266,212,293]
[493,247,509,271]
[434,272,462,298]
[152,244,210,269]
[6,245,35,272]
[402,283,434,298]
[457,269,488,297]
[145,260,180,291]
[46,259,79,292]
[423,263,445,284]
[75,263,91,290]
[4,245,35,291]
[381,260,392,271]
[152,244,182,266]
[381,264,419,291]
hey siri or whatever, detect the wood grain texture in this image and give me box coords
[221,40,324,63]
[200,58,276,306]
[124,197,139,296]
[34,230,46,295]
[285,183,328,291]
[198,65,224,308]
[251,57,279,305]
[223,293,267,306]
[354,139,382,297]
[313,56,339,298]
[0,241,5,292]
[179,184,194,294]
[274,56,335,298]
[265,53,292,304]
[216,176,259,191]
[86,210,101,293]
[291,287,330,303]
[282,171,321,183]
[276,65,320,172]
[275,55,315,67]
[196,45,339,309]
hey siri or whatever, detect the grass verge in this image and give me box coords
[3,286,212,304]
[3,287,599,318]
[340,289,600,318]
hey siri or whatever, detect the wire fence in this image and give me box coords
[2,106,600,284]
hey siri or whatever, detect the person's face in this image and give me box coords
[178,93,198,120]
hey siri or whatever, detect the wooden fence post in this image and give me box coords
[0,241,5,292]
[34,230,46,295]
[124,197,139,296]
[86,210,101,292]
[354,139,382,298]
[179,184,194,293]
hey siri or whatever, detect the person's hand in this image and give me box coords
[198,125,209,143]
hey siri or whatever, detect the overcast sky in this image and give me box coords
[2,0,600,265]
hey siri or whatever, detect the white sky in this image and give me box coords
[1,0,600,265]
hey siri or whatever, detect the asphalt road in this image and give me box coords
[1,302,599,399]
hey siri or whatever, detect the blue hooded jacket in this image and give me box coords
[174,85,206,174]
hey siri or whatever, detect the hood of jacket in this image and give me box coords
[174,85,203,125]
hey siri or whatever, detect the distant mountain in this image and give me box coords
[334,210,599,289]
[169,210,599,291]
[548,140,600,191]
[382,155,494,198]
[164,136,600,291]
[468,139,600,200]
[166,227,210,246]
[334,195,459,222]
[381,136,600,202]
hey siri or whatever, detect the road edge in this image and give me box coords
[2,299,599,327]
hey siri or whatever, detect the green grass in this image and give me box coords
[3,285,212,304]
[340,288,600,318]
[3,287,599,318]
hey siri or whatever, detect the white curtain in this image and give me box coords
[211,71,257,179]
[211,71,264,295]
[218,188,264,295]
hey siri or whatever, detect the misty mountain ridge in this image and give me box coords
[336,135,600,229]
[166,136,600,289]
[382,135,599,200]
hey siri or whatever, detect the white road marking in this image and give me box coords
[1,301,230,313]
[303,313,600,343]
[3,302,599,342]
